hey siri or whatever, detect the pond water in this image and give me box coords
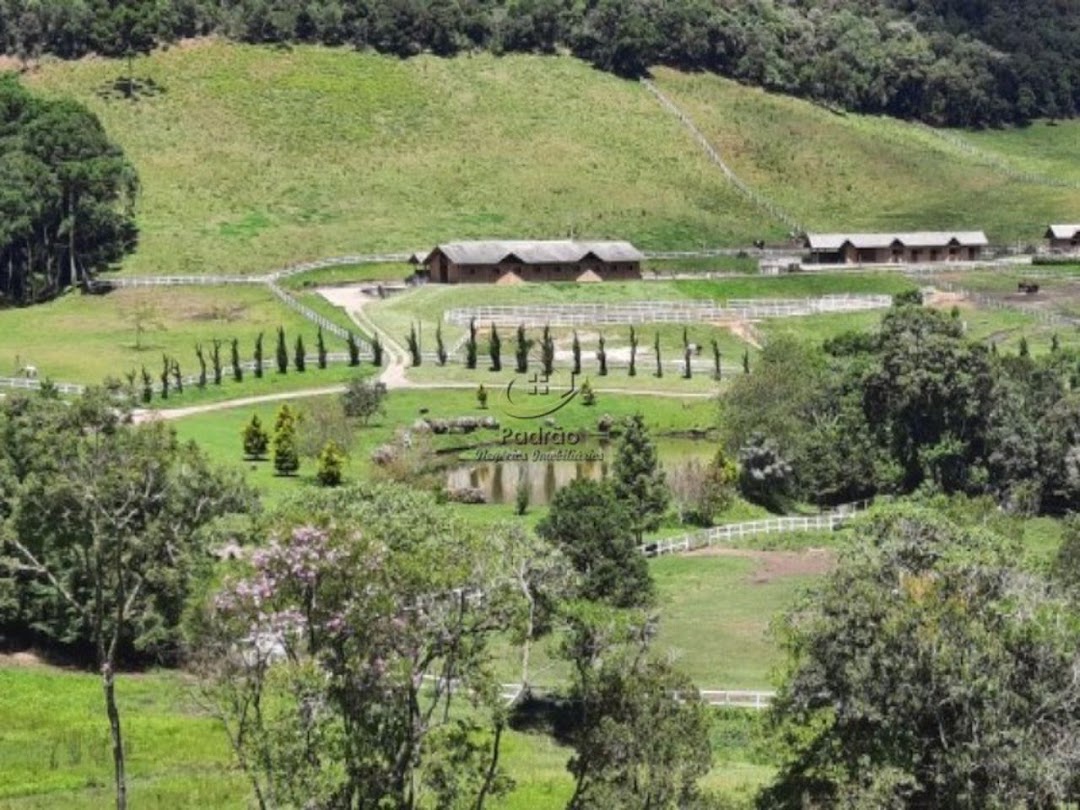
[446,436,717,505]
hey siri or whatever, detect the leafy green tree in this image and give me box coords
[2,389,253,810]
[91,0,161,98]
[242,413,269,459]
[272,404,300,476]
[342,377,386,426]
[194,486,527,810]
[580,377,596,406]
[737,433,792,509]
[611,414,669,546]
[276,327,288,374]
[316,441,346,486]
[763,506,1080,808]
[539,479,654,608]
[294,335,306,372]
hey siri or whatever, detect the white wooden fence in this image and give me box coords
[0,376,85,395]
[444,295,892,327]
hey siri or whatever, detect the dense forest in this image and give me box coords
[0,0,1078,127]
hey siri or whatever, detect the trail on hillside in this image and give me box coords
[640,79,803,234]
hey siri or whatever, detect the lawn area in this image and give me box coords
[0,285,345,387]
[650,68,1080,243]
[958,120,1080,186]
[25,42,774,279]
[279,262,415,289]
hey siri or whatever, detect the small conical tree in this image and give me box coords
[276,327,288,374]
[1019,336,1030,358]
[572,330,581,375]
[316,441,346,486]
[612,413,669,546]
[171,358,183,394]
[580,377,596,406]
[254,332,264,378]
[231,338,243,382]
[597,334,607,376]
[489,324,502,372]
[711,339,722,381]
[242,413,269,459]
[347,331,361,367]
[515,324,529,374]
[295,335,306,372]
[159,355,170,399]
[406,324,421,366]
[436,323,447,366]
[477,383,488,409]
[541,324,554,377]
[466,318,478,369]
[654,332,662,378]
[140,366,153,403]
[273,404,300,476]
[195,344,208,388]
[316,326,327,369]
[371,333,383,367]
[628,326,638,377]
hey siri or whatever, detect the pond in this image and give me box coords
[446,436,718,506]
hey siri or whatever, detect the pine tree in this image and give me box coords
[628,325,638,377]
[572,330,582,375]
[406,324,421,366]
[466,318,478,369]
[654,332,662,378]
[159,354,170,399]
[272,404,300,476]
[295,335,306,372]
[316,441,346,486]
[371,333,383,367]
[541,324,555,377]
[140,366,152,403]
[597,334,607,376]
[242,413,269,459]
[276,327,288,374]
[436,323,447,366]
[231,338,242,382]
[316,326,327,369]
[515,323,530,374]
[347,331,361,367]
[254,332,264,379]
[612,413,670,545]
[477,383,488,409]
[211,339,223,385]
[195,343,207,388]
[490,324,502,372]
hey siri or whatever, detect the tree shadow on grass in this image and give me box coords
[508,692,581,746]
[94,76,166,102]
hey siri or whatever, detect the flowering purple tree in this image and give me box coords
[195,487,530,810]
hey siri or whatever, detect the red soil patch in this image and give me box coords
[684,546,835,583]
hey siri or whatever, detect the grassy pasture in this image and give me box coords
[25,42,772,279]
[958,120,1080,186]
[0,286,345,387]
[650,68,1080,243]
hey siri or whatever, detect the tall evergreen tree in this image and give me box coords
[230,338,242,382]
[654,332,662,378]
[435,323,447,366]
[276,327,288,374]
[272,404,300,476]
[629,325,638,377]
[316,326,327,369]
[598,334,607,376]
[572,330,582,376]
[515,323,530,374]
[541,324,555,377]
[211,339,223,385]
[253,332,264,379]
[612,414,670,546]
[295,335,306,372]
[465,318,478,369]
[490,324,502,372]
[195,343,207,389]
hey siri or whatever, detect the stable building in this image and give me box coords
[804,232,988,265]
[1046,225,1080,253]
[421,240,644,284]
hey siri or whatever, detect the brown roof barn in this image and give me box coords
[804,231,988,265]
[421,240,644,284]
[1046,225,1080,253]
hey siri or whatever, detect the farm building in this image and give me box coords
[804,232,988,265]
[1046,225,1080,253]
[420,240,644,284]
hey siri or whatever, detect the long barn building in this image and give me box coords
[421,240,644,284]
[804,231,988,265]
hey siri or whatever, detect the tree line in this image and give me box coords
[723,292,1080,514]
[0,73,137,305]
[2,0,1076,127]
